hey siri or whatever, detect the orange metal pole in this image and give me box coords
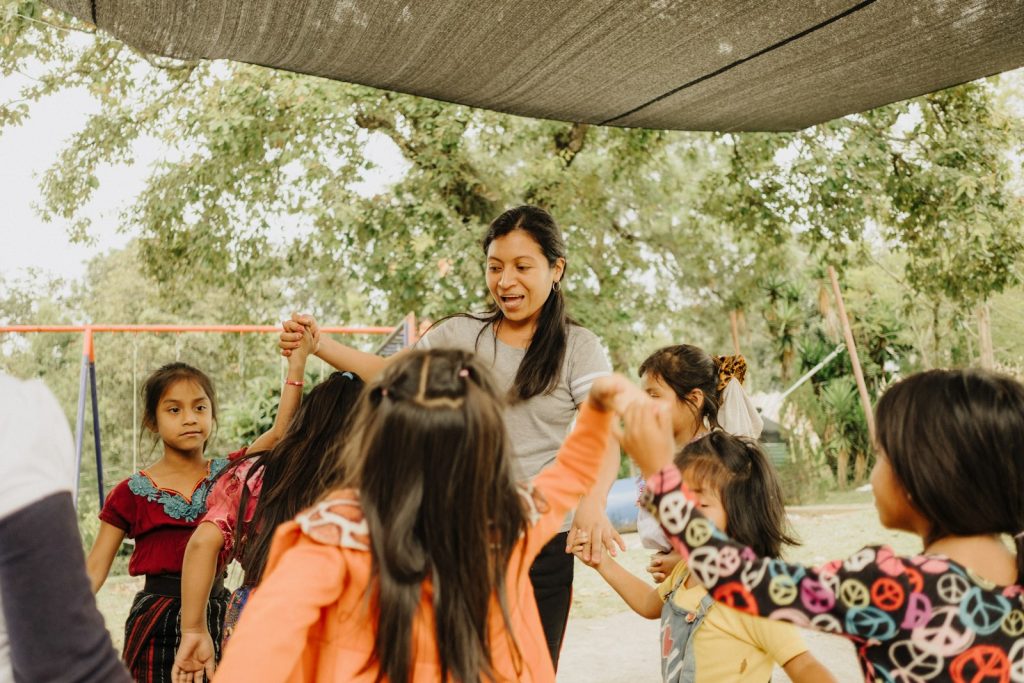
[0,324,395,335]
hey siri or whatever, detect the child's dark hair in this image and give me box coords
[340,349,528,683]
[875,369,1024,583]
[232,371,364,585]
[432,205,575,403]
[640,346,746,432]
[141,362,217,434]
[676,431,797,558]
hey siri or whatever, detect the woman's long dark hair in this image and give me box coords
[875,369,1024,584]
[229,371,364,584]
[338,349,528,683]
[436,205,575,403]
[676,431,798,558]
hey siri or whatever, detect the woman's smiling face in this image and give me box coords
[486,229,564,328]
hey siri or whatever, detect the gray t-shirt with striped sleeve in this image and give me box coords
[417,315,611,482]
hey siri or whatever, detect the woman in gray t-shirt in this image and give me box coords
[281,205,620,668]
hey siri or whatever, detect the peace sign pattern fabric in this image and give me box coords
[641,465,1024,683]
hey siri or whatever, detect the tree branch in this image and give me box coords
[554,122,589,167]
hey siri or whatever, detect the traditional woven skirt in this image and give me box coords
[122,574,229,682]
[220,584,254,647]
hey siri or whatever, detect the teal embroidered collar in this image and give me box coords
[128,458,229,522]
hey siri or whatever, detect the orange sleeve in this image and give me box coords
[214,523,347,682]
[523,403,613,556]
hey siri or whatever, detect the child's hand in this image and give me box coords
[617,397,674,477]
[588,374,644,414]
[568,529,604,568]
[279,313,320,358]
[288,324,317,362]
[646,550,682,583]
[172,629,216,681]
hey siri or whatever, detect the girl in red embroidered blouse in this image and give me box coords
[85,329,314,682]
[171,369,364,681]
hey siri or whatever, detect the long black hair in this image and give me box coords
[229,371,364,584]
[436,205,575,402]
[875,369,1024,584]
[676,431,798,558]
[338,349,528,683]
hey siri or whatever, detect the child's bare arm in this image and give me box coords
[173,522,224,681]
[572,535,662,620]
[595,556,664,619]
[279,314,396,381]
[249,325,314,454]
[782,651,838,683]
[85,521,125,593]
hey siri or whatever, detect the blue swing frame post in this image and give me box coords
[73,327,105,508]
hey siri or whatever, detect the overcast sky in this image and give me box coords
[0,75,135,282]
[0,71,407,285]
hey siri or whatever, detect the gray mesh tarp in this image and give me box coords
[45,0,1024,131]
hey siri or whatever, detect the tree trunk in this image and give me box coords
[853,451,868,485]
[978,302,994,368]
[836,449,849,490]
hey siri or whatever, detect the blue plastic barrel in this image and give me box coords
[605,477,639,533]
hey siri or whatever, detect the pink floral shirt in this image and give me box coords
[201,449,262,571]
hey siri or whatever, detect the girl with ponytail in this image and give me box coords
[633,345,763,579]
[626,368,1024,682]
[571,422,832,682]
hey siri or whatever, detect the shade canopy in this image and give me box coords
[46,1,1024,131]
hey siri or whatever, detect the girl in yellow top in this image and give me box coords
[573,431,834,683]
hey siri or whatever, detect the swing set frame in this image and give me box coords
[0,318,417,507]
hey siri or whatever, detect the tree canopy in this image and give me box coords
[3,2,1024,495]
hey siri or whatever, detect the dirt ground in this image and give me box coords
[97,496,921,682]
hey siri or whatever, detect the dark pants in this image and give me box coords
[529,530,574,670]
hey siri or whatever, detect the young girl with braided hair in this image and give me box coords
[215,349,641,683]
[626,368,1024,682]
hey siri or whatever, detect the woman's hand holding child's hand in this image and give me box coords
[568,530,604,568]
[279,312,321,358]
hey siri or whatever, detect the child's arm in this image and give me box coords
[213,525,347,682]
[279,314,397,381]
[172,522,224,681]
[85,521,126,593]
[620,397,914,642]
[572,540,662,619]
[782,652,838,683]
[248,324,315,454]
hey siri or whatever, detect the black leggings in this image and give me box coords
[529,531,574,670]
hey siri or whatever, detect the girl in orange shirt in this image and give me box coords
[215,348,638,682]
